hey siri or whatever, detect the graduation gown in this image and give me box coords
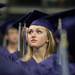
[0,47,20,61]
[16,53,61,75]
[0,52,75,75]
[16,53,75,75]
[0,57,26,75]
[0,49,26,75]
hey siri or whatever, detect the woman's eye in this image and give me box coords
[28,30,33,34]
[27,29,43,34]
[36,30,42,34]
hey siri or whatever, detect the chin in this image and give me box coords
[30,44,39,48]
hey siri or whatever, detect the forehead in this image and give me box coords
[29,25,47,30]
[8,28,18,33]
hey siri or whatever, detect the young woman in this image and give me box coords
[16,18,61,75]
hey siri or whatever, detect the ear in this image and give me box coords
[46,40,49,43]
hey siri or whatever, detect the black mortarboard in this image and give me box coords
[30,16,57,33]
[21,9,58,33]
[25,10,49,27]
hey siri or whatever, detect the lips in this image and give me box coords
[31,39,37,43]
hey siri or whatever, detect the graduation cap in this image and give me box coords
[25,10,49,27]
[30,16,58,33]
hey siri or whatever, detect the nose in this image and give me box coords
[31,32,36,38]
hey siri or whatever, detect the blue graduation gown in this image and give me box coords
[16,53,61,75]
[16,53,75,75]
[0,59,26,75]
[0,52,75,75]
[0,47,20,61]
[0,50,27,75]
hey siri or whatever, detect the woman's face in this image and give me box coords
[27,25,48,48]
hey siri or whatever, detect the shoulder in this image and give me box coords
[0,47,6,55]
[0,46,7,52]
[41,53,61,69]
[48,52,59,64]
[47,53,62,71]
[0,60,25,75]
[0,47,8,58]
[16,59,27,67]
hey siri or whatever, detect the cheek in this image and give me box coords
[37,35,47,44]
[27,33,48,47]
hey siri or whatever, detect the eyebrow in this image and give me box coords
[29,27,46,31]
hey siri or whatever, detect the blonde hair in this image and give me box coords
[22,28,56,62]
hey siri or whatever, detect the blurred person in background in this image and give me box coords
[0,24,21,61]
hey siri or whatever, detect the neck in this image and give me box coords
[7,43,18,54]
[33,44,49,63]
